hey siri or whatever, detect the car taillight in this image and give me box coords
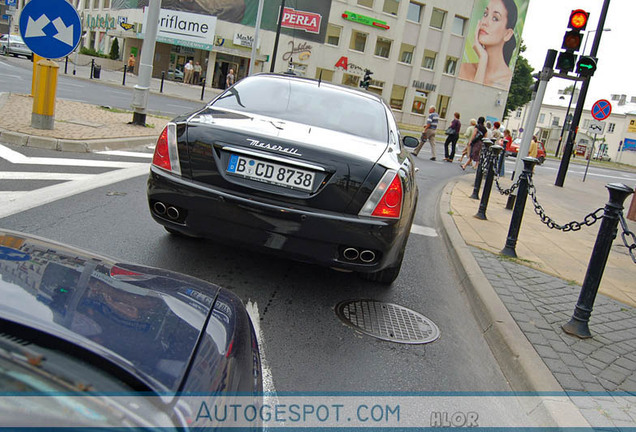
[152,123,181,176]
[359,170,403,219]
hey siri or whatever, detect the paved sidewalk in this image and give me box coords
[439,158,636,428]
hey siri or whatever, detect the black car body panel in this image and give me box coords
[148,74,418,281]
[0,230,261,426]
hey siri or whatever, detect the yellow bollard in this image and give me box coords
[31,54,43,97]
[31,59,59,130]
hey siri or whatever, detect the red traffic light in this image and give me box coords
[562,30,583,51]
[569,9,589,30]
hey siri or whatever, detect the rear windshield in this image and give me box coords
[211,76,389,141]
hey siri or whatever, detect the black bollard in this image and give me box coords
[160,71,165,93]
[64,56,68,74]
[562,183,634,339]
[122,65,127,86]
[475,145,503,220]
[470,139,493,200]
[501,157,539,258]
[90,59,95,79]
[200,78,206,101]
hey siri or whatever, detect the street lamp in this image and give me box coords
[583,27,611,55]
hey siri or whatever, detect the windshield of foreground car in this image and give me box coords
[211,76,389,142]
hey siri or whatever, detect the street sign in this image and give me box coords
[591,99,612,121]
[588,120,605,135]
[19,0,81,59]
[5,0,17,6]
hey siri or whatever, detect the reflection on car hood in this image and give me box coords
[0,230,222,392]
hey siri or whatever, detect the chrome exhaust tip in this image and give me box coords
[343,247,360,261]
[153,201,167,215]
[359,250,376,263]
[167,206,180,220]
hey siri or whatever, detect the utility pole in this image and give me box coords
[555,0,611,187]
[248,0,264,76]
[270,0,285,73]
[131,0,160,126]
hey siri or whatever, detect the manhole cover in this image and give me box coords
[335,300,440,344]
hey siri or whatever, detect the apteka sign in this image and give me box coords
[142,8,217,51]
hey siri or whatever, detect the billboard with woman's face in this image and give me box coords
[458,0,530,90]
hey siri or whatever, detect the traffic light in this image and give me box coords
[556,9,589,74]
[360,69,372,89]
[576,55,597,77]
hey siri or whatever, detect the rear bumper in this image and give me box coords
[147,168,413,272]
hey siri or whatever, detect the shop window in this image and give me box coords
[422,50,436,70]
[350,30,368,52]
[452,16,467,35]
[407,2,422,22]
[444,56,458,75]
[375,37,392,59]
[358,0,374,8]
[412,91,427,115]
[315,68,334,82]
[343,73,360,88]
[383,0,399,15]
[326,24,342,46]
[430,8,446,30]
[436,94,450,119]
[390,85,406,110]
[399,43,414,64]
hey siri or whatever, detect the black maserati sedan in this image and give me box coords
[148,74,419,284]
[0,230,261,429]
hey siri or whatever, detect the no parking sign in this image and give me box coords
[591,99,612,121]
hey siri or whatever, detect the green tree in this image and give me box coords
[503,43,534,120]
[109,38,120,60]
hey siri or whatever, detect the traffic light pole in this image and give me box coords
[555,0,611,187]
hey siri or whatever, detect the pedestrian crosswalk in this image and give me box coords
[0,144,152,219]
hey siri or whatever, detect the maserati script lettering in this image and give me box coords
[247,139,302,156]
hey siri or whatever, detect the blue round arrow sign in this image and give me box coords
[591,99,612,121]
[19,0,81,59]
[0,246,30,262]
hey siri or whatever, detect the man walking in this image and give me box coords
[412,105,439,160]
[184,60,194,84]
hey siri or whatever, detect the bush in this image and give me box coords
[109,38,120,60]
[80,46,108,58]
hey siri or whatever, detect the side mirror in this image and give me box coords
[403,136,419,148]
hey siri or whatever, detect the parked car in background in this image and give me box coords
[592,150,611,161]
[0,34,33,59]
[506,138,546,164]
[167,67,184,82]
[0,229,262,428]
[147,73,419,284]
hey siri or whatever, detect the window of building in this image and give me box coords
[516,108,522,118]
[430,8,446,29]
[452,16,467,35]
[538,113,545,124]
[350,30,368,52]
[552,116,560,127]
[608,122,615,133]
[342,73,360,88]
[422,50,436,70]
[583,119,591,128]
[436,95,450,119]
[103,0,111,8]
[390,85,406,110]
[358,0,374,8]
[92,0,99,9]
[367,80,384,97]
[315,68,334,82]
[444,56,458,75]
[383,0,399,15]
[375,37,392,58]
[407,2,422,22]
[399,43,415,64]
[412,91,427,115]
[326,24,342,46]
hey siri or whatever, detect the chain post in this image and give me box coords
[475,145,503,220]
[562,183,634,339]
[501,157,539,258]
[618,213,636,263]
[470,139,493,200]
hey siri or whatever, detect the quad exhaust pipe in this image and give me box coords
[342,247,376,263]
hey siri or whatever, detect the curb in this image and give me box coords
[438,179,590,427]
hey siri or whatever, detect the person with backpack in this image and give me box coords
[461,116,487,170]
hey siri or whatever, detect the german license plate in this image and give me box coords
[227,154,315,191]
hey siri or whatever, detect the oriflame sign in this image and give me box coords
[281,7,321,34]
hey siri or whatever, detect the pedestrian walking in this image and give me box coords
[127,54,135,74]
[412,105,439,160]
[184,60,194,84]
[225,68,235,89]
[193,62,202,84]
[499,129,512,176]
[528,135,538,158]
[443,112,461,162]
[458,118,477,165]
[461,116,486,170]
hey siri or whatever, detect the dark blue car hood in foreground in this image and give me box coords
[0,230,257,394]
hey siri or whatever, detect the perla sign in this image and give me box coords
[142,8,217,51]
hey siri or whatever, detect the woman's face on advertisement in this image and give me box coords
[478,0,514,47]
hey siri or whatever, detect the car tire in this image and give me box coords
[359,259,403,285]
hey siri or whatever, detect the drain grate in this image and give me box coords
[335,300,440,344]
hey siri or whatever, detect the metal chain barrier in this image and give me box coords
[527,177,604,232]
[618,212,636,263]
[492,153,520,196]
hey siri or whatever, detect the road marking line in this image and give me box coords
[0,144,144,168]
[0,172,94,180]
[97,150,153,159]
[245,300,277,399]
[411,224,438,237]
